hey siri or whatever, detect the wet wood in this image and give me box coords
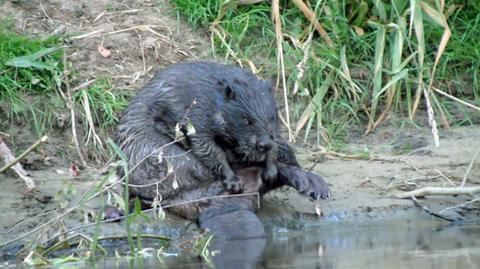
[0,135,47,191]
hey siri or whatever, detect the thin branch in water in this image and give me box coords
[411,195,455,222]
[438,197,480,215]
[3,209,58,236]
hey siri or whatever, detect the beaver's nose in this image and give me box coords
[256,139,274,153]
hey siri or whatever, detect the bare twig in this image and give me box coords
[41,191,261,247]
[394,186,480,199]
[385,174,442,190]
[400,159,425,174]
[433,87,480,112]
[3,209,58,236]
[411,195,456,222]
[70,79,95,93]
[39,3,52,22]
[461,147,480,187]
[0,136,46,191]
[93,11,107,23]
[438,197,480,214]
[68,28,106,40]
[1,139,179,248]
[433,169,456,187]
[62,51,87,166]
[0,136,48,174]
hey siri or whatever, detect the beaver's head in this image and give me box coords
[213,76,279,163]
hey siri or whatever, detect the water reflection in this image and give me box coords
[8,213,479,269]
[193,213,480,269]
[261,215,480,269]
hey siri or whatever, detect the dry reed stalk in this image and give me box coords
[291,0,333,47]
[272,0,293,141]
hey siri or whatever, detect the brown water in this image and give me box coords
[6,212,478,269]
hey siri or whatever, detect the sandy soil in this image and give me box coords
[1,0,480,256]
[263,124,480,225]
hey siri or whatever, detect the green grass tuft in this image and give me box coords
[74,79,130,130]
[171,0,480,145]
[0,27,63,113]
[0,25,130,150]
[0,24,65,139]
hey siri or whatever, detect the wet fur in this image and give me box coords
[115,61,332,240]
[129,61,280,192]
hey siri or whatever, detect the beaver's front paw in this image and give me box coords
[223,174,244,194]
[262,163,278,186]
[279,166,331,200]
[298,172,331,200]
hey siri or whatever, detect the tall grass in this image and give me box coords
[0,25,130,155]
[0,26,63,131]
[171,0,480,145]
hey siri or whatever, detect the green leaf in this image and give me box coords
[185,120,196,136]
[133,197,150,222]
[111,191,126,213]
[374,69,409,100]
[370,24,386,124]
[6,58,53,69]
[294,70,335,138]
[373,0,386,21]
[5,47,60,70]
[411,0,425,66]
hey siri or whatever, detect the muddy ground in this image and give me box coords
[1,0,480,260]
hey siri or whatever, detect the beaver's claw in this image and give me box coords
[262,164,278,185]
[278,165,331,200]
[223,174,244,194]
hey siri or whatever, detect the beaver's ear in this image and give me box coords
[225,84,235,100]
[218,79,236,100]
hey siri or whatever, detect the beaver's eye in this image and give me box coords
[244,118,252,125]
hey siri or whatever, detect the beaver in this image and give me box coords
[115,61,331,239]
[115,125,330,239]
[123,61,280,193]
